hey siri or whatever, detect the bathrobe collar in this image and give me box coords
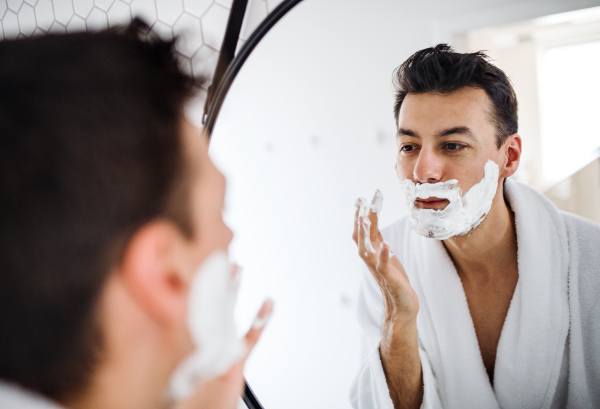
[407,178,570,408]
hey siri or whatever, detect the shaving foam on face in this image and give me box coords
[169,252,245,401]
[401,160,500,240]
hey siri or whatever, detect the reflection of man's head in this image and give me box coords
[392,44,521,239]
[0,20,230,405]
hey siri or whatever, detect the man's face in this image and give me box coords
[395,87,505,210]
[181,118,233,274]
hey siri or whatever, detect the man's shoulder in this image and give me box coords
[560,210,600,241]
[561,212,600,268]
[560,211,600,288]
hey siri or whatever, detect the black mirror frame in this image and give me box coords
[201,0,304,407]
[203,0,304,138]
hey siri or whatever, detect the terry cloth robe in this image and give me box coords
[350,178,600,409]
[0,381,63,409]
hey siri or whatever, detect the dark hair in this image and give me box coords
[0,20,202,401]
[393,43,518,148]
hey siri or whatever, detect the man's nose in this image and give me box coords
[413,148,443,183]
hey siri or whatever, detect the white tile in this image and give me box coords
[17,1,35,35]
[182,0,209,19]
[177,53,193,76]
[32,25,44,34]
[93,0,112,12]
[23,0,36,7]
[155,0,181,25]
[241,0,266,40]
[107,0,129,27]
[86,6,107,29]
[0,22,4,39]
[192,44,218,83]
[0,0,7,20]
[215,0,231,8]
[265,0,282,12]
[48,20,66,32]
[200,3,228,51]
[173,12,201,57]
[52,0,74,25]
[235,37,245,55]
[129,0,155,25]
[7,0,22,13]
[73,0,93,17]
[2,10,18,38]
[34,0,54,31]
[151,18,171,39]
[66,12,85,31]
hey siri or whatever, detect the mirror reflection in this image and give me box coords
[209,1,600,408]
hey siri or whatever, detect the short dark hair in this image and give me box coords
[393,43,518,148]
[0,20,202,401]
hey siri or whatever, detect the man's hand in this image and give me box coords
[175,299,273,409]
[352,192,423,409]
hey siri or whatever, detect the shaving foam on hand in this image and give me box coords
[370,189,383,217]
[168,252,245,401]
[401,160,500,240]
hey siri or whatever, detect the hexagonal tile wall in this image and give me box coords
[0,0,285,87]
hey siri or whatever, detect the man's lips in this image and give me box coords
[415,197,450,209]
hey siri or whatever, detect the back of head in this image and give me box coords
[0,20,200,401]
[393,43,518,148]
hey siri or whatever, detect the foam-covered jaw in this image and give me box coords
[401,160,500,240]
[168,252,245,401]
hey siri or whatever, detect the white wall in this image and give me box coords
[207,1,600,408]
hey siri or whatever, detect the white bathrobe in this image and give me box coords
[351,178,600,409]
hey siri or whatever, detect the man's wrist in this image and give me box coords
[379,319,423,409]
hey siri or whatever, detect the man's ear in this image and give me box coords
[118,221,191,327]
[500,133,522,179]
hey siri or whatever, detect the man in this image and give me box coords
[351,44,600,408]
[0,21,271,408]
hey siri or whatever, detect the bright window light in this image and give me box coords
[538,39,600,187]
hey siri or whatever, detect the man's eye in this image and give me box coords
[401,145,416,152]
[444,143,464,151]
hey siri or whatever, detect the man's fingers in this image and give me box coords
[244,299,274,359]
[368,190,383,243]
[376,241,391,279]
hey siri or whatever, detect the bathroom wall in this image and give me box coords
[0,0,284,96]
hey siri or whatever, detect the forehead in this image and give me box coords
[397,87,493,132]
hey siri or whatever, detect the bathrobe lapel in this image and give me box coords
[406,228,499,408]
[493,179,570,408]
[404,179,569,409]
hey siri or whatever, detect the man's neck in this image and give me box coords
[442,181,518,281]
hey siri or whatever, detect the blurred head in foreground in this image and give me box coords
[0,20,249,409]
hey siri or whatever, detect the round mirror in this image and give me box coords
[205,0,600,408]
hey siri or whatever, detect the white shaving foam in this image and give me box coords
[370,189,383,216]
[401,160,500,240]
[356,197,376,254]
[169,252,245,401]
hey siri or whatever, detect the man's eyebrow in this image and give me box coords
[397,128,420,138]
[436,126,477,140]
